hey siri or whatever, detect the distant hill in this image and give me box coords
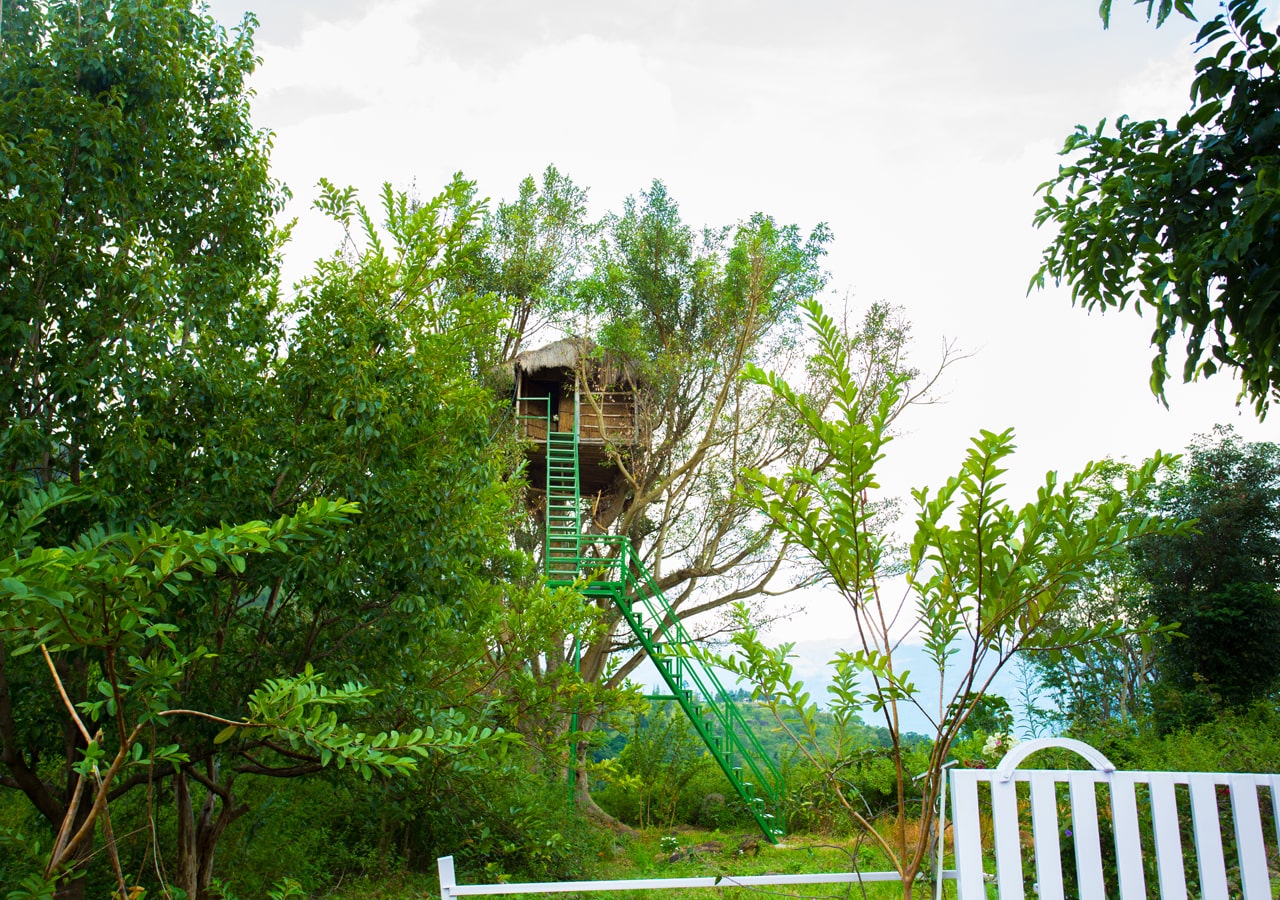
[627,638,1036,739]
[778,638,1034,736]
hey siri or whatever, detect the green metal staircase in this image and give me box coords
[545,431,581,580]
[542,429,785,842]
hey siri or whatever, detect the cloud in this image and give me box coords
[212,0,1277,651]
[253,0,430,101]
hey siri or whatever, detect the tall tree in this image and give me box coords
[712,300,1181,899]
[1134,426,1280,727]
[567,184,946,683]
[493,179,951,819]
[0,3,539,895]
[1032,0,1280,414]
[1,2,289,892]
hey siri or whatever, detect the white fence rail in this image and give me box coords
[952,738,1280,900]
[438,855,935,899]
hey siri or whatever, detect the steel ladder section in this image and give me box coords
[583,569,784,842]
[544,433,783,840]
[545,431,580,579]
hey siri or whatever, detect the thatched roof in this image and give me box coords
[512,337,590,375]
[510,337,643,389]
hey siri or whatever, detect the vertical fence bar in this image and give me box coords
[1187,774,1228,900]
[1230,774,1270,900]
[1068,773,1106,898]
[935,762,954,900]
[950,770,986,900]
[1110,774,1147,900]
[991,776,1025,900]
[438,855,456,900]
[1029,773,1064,900]
[1148,773,1187,900]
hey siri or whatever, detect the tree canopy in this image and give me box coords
[1032,0,1280,415]
[0,4,545,896]
[1022,427,1280,737]
[1135,426,1280,726]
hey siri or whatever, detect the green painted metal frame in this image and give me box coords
[516,396,785,841]
[572,535,785,840]
[544,431,581,579]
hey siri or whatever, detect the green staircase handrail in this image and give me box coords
[521,398,784,839]
[576,536,784,819]
[596,573,783,838]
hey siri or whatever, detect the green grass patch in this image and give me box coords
[315,828,961,899]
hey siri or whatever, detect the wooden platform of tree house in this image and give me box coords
[524,438,623,497]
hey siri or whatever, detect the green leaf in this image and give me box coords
[0,578,28,598]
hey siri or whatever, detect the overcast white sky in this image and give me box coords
[204,0,1273,646]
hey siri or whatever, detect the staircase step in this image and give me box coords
[545,432,782,842]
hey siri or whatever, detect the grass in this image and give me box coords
[314,828,959,900]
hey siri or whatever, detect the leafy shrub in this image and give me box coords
[780,742,932,836]
[1122,702,1280,774]
[212,774,392,895]
[405,754,610,883]
[594,702,732,830]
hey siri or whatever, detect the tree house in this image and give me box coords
[510,337,640,499]
[507,338,786,842]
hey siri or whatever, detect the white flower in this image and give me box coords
[982,732,1020,757]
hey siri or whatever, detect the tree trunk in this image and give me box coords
[175,765,246,900]
[566,705,635,835]
[51,843,91,900]
[175,767,199,897]
[571,752,635,835]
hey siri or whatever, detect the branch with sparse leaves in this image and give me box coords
[716,297,1188,898]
